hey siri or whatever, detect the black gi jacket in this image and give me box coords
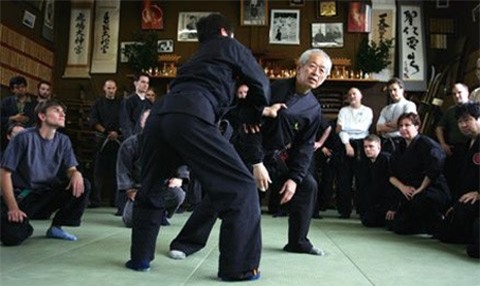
[455,136,480,199]
[154,36,270,124]
[390,134,451,204]
[240,78,321,184]
[89,97,122,134]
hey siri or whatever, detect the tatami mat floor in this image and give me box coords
[1,207,478,286]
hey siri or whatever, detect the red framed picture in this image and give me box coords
[347,2,371,33]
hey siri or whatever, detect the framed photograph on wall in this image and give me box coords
[120,41,143,63]
[157,39,174,53]
[240,0,268,26]
[311,22,343,48]
[269,9,300,45]
[22,10,36,29]
[177,12,214,42]
[289,0,305,7]
[317,1,337,18]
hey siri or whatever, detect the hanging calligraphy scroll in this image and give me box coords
[398,3,427,91]
[369,0,395,81]
[42,0,55,42]
[63,0,94,78]
[90,0,120,74]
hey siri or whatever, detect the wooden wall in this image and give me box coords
[0,0,55,96]
[49,0,371,101]
[1,0,479,106]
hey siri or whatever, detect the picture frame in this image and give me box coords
[311,22,343,48]
[347,2,371,33]
[120,41,143,63]
[436,0,449,9]
[269,9,300,45]
[289,0,305,7]
[157,39,174,53]
[177,12,214,42]
[398,3,427,91]
[472,3,480,22]
[240,0,268,26]
[141,0,164,30]
[317,1,337,18]
[22,10,36,29]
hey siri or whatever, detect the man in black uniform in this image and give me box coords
[119,73,150,139]
[359,134,395,227]
[126,14,270,282]
[437,102,480,259]
[89,79,122,207]
[248,48,332,255]
[168,49,332,260]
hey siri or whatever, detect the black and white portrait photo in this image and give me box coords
[311,22,344,48]
[240,0,268,26]
[177,12,213,42]
[269,9,300,45]
[157,39,174,53]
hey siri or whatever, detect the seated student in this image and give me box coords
[0,123,26,160]
[387,112,451,235]
[359,134,395,227]
[1,76,38,151]
[437,102,480,259]
[0,100,88,246]
[116,109,186,227]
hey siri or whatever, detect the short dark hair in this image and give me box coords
[196,13,233,43]
[134,72,150,82]
[397,112,421,127]
[455,102,480,120]
[37,80,51,89]
[387,77,405,90]
[9,76,27,89]
[34,99,67,126]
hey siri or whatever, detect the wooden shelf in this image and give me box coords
[326,78,380,83]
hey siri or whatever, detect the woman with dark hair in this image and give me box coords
[386,112,451,235]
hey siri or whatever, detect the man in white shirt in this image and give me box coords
[469,58,480,103]
[335,87,373,218]
[376,77,417,153]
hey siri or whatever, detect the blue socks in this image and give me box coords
[46,226,77,241]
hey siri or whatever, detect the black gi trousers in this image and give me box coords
[0,183,89,246]
[131,113,262,277]
[336,139,366,217]
[443,143,467,201]
[388,188,449,235]
[170,150,318,255]
[438,200,479,244]
[264,154,318,252]
[92,139,119,206]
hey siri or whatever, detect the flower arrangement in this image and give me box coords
[356,38,394,74]
[123,31,159,73]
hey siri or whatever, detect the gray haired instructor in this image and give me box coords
[168,49,333,264]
